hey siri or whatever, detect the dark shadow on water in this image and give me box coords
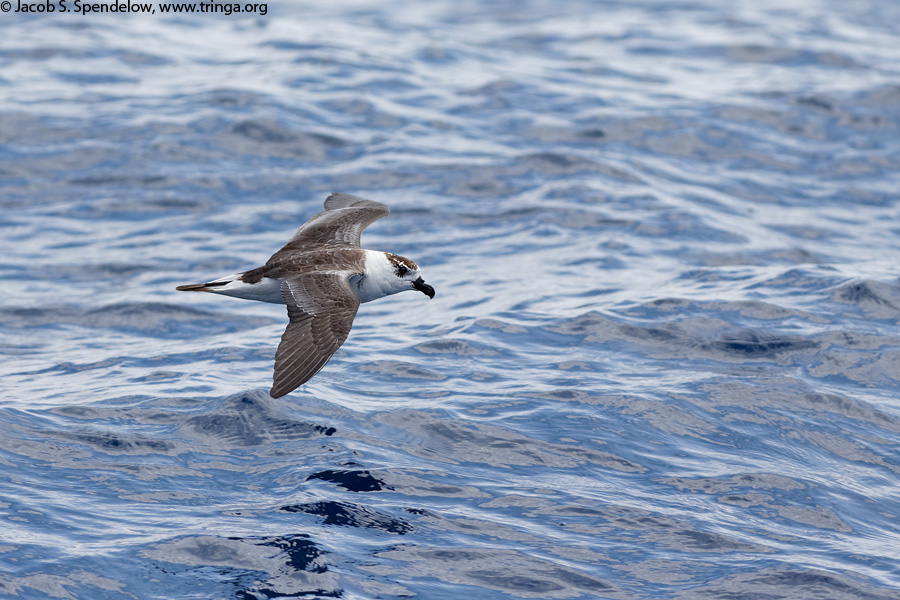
[280,501,414,534]
[306,469,393,492]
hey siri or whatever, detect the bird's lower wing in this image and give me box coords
[270,274,360,398]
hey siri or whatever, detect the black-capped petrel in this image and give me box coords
[176,193,435,398]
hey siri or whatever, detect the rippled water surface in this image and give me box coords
[3,1,900,598]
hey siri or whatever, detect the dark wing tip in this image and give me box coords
[270,385,289,399]
[269,354,331,398]
[324,193,389,214]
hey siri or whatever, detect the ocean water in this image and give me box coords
[2,0,900,598]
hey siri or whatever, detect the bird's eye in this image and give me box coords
[397,265,408,276]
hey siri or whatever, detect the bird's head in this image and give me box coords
[386,253,435,299]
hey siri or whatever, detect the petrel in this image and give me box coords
[176,193,435,398]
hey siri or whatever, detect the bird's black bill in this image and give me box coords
[413,277,435,299]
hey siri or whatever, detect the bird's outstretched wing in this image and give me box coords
[278,193,390,253]
[270,273,360,398]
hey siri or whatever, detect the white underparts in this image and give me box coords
[209,274,284,304]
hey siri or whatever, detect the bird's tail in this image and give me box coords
[175,273,242,293]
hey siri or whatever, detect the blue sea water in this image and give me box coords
[2,0,900,598]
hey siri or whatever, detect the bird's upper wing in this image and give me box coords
[270,272,360,398]
[278,193,390,253]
